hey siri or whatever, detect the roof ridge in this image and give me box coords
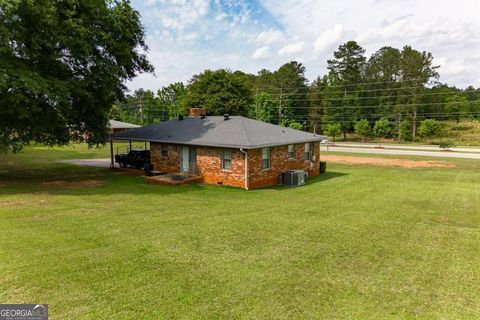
[238,116,252,147]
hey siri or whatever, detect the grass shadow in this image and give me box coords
[309,171,349,183]
[252,171,349,192]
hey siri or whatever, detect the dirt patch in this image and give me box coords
[321,155,456,168]
[41,179,105,188]
[111,167,146,176]
[1,200,27,207]
[1,193,51,207]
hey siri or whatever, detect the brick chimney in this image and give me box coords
[188,107,206,117]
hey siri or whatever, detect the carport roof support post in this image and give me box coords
[110,139,114,168]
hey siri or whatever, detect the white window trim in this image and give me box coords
[262,147,271,170]
[304,143,311,161]
[287,144,295,160]
[161,144,168,157]
[221,149,232,171]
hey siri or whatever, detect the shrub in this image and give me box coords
[399,119,412,141]
[288,121,304,130]
[354,119,371,142]
[438,140,455,151]
[319,161,327,174]
[418,119,442,138]
[373,118,391,137]
[324,123,342,143]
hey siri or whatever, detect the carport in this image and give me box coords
[108,120,148,168]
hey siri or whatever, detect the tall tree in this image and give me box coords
[445,95,469,123]
[365,47,402,131]
[398,46,439,140]
[273,61,309,123]
[0,0,153,152]
[123,89,160,125]
[183,69,253,116]
[307,77,326,133]
[249,92,278,123]
[157,82,187,120]
[327,41,366,87]
[252,62,309,125]
[326,41,366,137]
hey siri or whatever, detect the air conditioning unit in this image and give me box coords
[281,170,306,187]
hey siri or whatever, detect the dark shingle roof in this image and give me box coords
[110,116,324,149]
[109,119,140,129]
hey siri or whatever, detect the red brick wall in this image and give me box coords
[197,147,245,188]
[150,143,180,173]
[188,107,206,117]
[150,141,320,189]
[247,142,320,189]
[150,143,245,188]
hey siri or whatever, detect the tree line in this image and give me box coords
[115,41,480,141]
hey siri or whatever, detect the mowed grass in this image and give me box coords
[1,145,480,319]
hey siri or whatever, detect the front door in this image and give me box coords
[180,146,197,173]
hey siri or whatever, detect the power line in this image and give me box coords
[254,78,439,90]
[119,100,477,112]
[270,112,480,120]
[287,100,477,109]
[122,110,480,123]
[260,89,480,102]
[260,85,448,96]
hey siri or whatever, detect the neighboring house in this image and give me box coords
[109,119,141,133]
[111,109,324,189]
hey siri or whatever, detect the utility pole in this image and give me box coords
[139,97,144,126]
[255,86,258,119]
[173,99,178,118]
[162,102,165,122]
[412,109,417,142]
[398,112,402,143]
[278,83,283,125]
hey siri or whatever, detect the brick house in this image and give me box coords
[111,111,324,189]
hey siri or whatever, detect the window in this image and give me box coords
[262,147,270,169]
[304,143,311,160]
[222,149,232,170]
[287,144,295,159]
[161,144,168,157]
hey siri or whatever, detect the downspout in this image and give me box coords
[240,148,248,190]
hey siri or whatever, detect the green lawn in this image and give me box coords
[1,145,480,319]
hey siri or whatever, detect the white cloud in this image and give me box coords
[252,46,270,60]
[215,12,227,21]
[153,0,209,31]
[253,29,285,45]
[278,41,304,56]
[177,32,199,41]
[355,18,474,47]
[313,24,344,54]
[129,0,480,90]
[435,57,466,77]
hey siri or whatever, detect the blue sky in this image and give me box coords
[128,0,480,91]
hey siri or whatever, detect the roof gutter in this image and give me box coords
[240,148,248,190]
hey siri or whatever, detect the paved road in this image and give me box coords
[58,158,112,168]
[335,142,480,153]
[324,146,480,159]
